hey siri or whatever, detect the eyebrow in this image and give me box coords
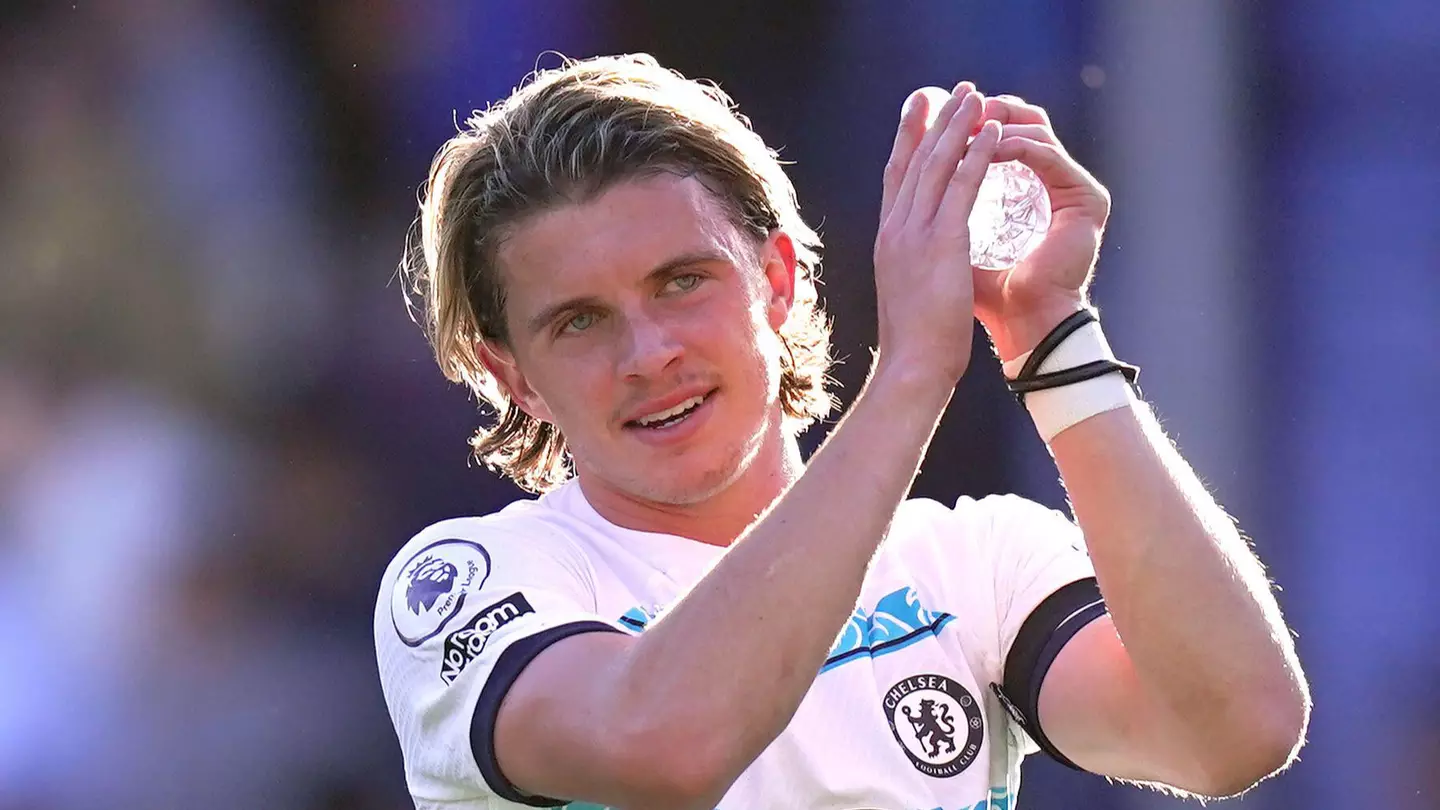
[523,249,731,337]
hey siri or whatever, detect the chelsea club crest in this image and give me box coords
[882,673,985,778]
[390,539,491,647]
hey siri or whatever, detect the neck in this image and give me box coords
[576,427,805,547]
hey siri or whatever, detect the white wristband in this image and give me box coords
[1002,321,1137,443]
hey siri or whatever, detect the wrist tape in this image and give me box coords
[1002,310,1140,442]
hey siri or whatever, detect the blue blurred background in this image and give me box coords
[1,1,1437,808]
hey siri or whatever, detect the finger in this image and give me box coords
[910,85,958,131]
[888,82,972,224]
[991,136,1104,199]
[880,91,932,223]
[911,90,986,223]
[982,94,1052,128]
[996,123,1062,148]
[935,119,1002,233]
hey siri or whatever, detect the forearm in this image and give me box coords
[1048,397,1309,756]
[612,363,953,793]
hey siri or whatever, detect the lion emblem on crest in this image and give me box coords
[903,698,957,757]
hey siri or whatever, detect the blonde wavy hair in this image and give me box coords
[402,53,836,493]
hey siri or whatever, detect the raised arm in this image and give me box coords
[492,86,1003,810]
[975,94,1310,798]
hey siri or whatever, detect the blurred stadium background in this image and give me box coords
[1,1,1437,808]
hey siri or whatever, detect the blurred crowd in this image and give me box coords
[2,2,1438,809]
[0,2,478,806]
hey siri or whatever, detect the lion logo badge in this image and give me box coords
[904,698,957,757]
[883,674,984,778]
[390,539,490,647]
[406,556,458,615]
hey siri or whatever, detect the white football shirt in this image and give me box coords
[375,480,1104,810]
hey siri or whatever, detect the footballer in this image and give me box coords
[375,54,1310,810]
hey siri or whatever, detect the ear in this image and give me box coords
[476,338,556,423]
[760,230,798,332]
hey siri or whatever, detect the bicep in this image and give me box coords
[1037,615,1199,788]
[491,629,652,806]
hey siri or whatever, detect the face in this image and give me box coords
[484,173,797,506]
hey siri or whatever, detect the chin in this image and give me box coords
[633,456,744,506]
[581,399,780,507]
[632,431,763,505]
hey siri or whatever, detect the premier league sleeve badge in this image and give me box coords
[390,539,492,647]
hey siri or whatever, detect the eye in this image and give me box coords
[664,273,703,294]
[560,311,598,334]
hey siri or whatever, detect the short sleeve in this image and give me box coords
[966,495,1108,770]
[374,518,624,808]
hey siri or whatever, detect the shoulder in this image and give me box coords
[885,495,1086,580]
[893,493,1072,542]
[963,493,1077,535]
[375,500,597,649]
[381,497,591,582]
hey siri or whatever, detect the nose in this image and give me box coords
[617,313,683,380]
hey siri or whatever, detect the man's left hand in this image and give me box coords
[974,95,1111,361]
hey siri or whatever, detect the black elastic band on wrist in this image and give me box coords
[1016,309,1099,381]
[1008,359,1140,399]
[1005,309,1140,404]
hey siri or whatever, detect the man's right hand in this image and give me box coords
[873,82,1000,386]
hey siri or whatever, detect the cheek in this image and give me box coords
[721,308,786,396]
[746,298,787,368]
[695,301,771,370]
[530,353,612,424]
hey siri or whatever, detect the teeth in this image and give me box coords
[636,395,705,426]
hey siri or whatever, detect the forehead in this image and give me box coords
[495,174,752,313]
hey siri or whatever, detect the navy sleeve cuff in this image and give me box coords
[470,620,627,806]
[993,577,1108,771]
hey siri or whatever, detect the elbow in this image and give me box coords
[1192,686,1311,798]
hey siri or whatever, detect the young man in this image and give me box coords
[376,54,1310,810]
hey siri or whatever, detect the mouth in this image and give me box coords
[624,389,717,432]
